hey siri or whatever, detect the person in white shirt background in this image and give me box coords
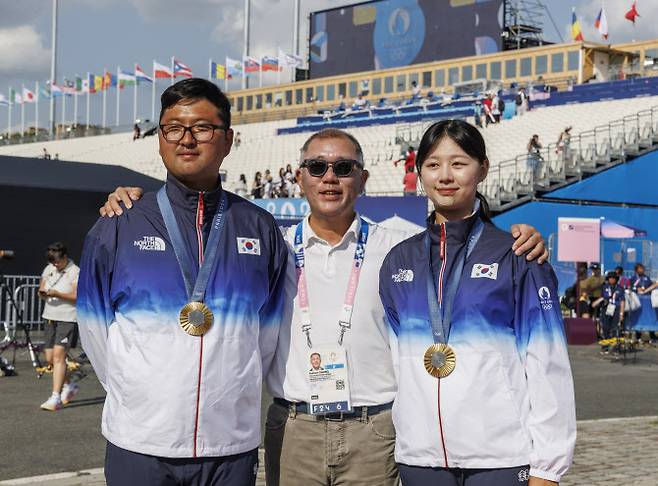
[99,128,548,486]
[38,241,81,411]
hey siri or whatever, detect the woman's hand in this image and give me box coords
[100,187,144,217]
[510,224,548,264]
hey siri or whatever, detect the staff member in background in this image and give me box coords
[600,271,625,354]
[379,120,576,486]
[631,263,653,293]
[98,128,549,486]
[77,78,291,485]
[39,242,81,411]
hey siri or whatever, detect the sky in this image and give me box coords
[0,0,656,131]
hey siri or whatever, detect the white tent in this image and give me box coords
[376,215,424,234]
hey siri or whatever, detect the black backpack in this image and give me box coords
[498,98,505,112]
[515,93,523,105]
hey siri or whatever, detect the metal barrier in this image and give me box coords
[481,104,658,210]
[0,275,44,343]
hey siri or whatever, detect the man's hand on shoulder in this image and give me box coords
[510,224,548,264]
[100,187,144,217]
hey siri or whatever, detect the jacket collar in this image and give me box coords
[427,201,481,246]
[165,172,223,214]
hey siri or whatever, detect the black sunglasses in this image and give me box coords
[300,159,362,178]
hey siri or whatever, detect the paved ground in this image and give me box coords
[1,343,657,484]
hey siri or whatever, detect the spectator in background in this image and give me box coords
[132,123,141,141]
[402,165,417,196]
[395,146,416,171]
[263,173,274,199]
[38,242,81,411]
[473,100,483,128]
[284,164,293,181]
[491,92,501,123]
[615,266,631,289]
[234,131,242,149]
[54,153,59,160]
[291,169,303,198]
[527,134,544,178]
[376,97,388,108]
[426,91,439,103]
[556,126,572,159]
[42,147,51,159]
[482,94,495,126]
[632,263,653,293]
[251,171,264,199]
[600,272,625,354]
[410,80,422,101]
[336,95,346,113]
[352,94,368,110]
[583,263,605,316]
[515,87,528,116]
[234,173,248,198]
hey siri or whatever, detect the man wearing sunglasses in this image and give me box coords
[78,78,292,485]
[100,128,548,485]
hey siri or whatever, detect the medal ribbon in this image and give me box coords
[426,217,484,345]
[294,217,370,347]
[157,186,228,303]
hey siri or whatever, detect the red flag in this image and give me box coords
[625,2,639,24]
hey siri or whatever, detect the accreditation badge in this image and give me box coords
[307,345,352,415]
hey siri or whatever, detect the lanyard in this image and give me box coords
[608,285,620,304]
[425,218,484,345]
[157,186,228,303]
[294,217,370,347]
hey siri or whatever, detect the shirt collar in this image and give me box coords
[302,212,361,249]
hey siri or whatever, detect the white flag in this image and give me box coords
[278,48,303,68]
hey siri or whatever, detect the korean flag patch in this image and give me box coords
[471,263,498,280]
[237,237,261,255]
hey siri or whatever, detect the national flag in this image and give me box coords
[94,75,103,92]
[571,8,584,41]
[87,74,96,93]
[243,56,260,74]
[40,85,51,99]
[595,5,608,40]
[63,79,76,96]
[226,57,243,79]
[262,55,280,72]
[0,94,9,106]
[119,70,136,88]
[625,2,639,24]
[75,76,83,93]
[135,65,153,83]
[278,48,303,68]
[81,79,90,93]
[48,81,63,97]
[174,59,193,77]
[154,60,173,78]
[22,87,36,103]
[210,61,225,80]
[9,88,22,104]
[103,71,116,90]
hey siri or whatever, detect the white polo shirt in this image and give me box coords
[266,214,413,406]
[41,260,79,323]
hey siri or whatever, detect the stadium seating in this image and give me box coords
[1,93,657,197]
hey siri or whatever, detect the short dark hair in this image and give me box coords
[160,78,231,128]
[46,241,67,263]
[300,128,364,164]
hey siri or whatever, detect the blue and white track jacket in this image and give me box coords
[379,212,576,482]
[77,174,292,458]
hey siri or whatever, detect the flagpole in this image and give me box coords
[224,58,228,92]
[151,61,156,121]
[134,63,139,123]
[61,88,66,131]
[171,56,175,86]
[73,75,79,127]
[86,73,90,131]
[292,0,300,83]
[243,0,250,90]
[101,71,107,128]
[35,81,39,139]
[49,0,58,137]
[259,58,263,88]
[21,85,25,139]
[208,59,212,81]
[277,48,282,85]
[115,66,120,126]
[8,87,12,140]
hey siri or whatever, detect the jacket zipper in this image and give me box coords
[437,223,449,468]
[193,193,205,457]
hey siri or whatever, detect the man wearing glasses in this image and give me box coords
[77,78,292,485]
[100,130,547,485]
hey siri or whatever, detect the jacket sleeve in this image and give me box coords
[514,260,577,483]
[258,221,294,379]
[76,218,117,391]
[379,256,400,379]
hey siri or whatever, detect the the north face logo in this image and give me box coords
[134,236,166,251]
[392,269,414,283]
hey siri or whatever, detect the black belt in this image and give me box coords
[273,398,392,420]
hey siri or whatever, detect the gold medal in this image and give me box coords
[423,343,456,378]
[179,302,213,336]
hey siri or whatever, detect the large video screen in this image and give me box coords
[309,0,504,79]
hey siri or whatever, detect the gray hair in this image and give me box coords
[299,128,364,165]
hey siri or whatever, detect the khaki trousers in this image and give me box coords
[264,401,399,486]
